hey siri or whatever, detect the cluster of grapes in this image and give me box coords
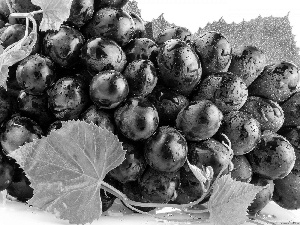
[0,0,300,218]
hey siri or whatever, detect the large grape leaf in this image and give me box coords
[9,120,126,225]
[195,15,300,68]
[145,13,300,68]
[31,0,73,31]
[207,174,263,225]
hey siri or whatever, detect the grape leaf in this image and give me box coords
[31,0,73,31]
[0,31,37,89]
[195,15,300,68]
[123,0,141,17]
[207,174,263,225]
[9,120,126,225]
[151,14,177,40]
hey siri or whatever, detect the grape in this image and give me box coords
[43,25,85,68]
[192,31,231,75]
[67,0,94,28]
[192,72,248,113]
[16,54,56,95]
[122,181,156,212]
[139,166,180,203]
[130,12,146,39]
[6,167,34,202]
[240,96,284,132]
[248,62,300,103]
[94,0,129,10]
[157,39,202,96]
[246,130,296,180]
[0,24,39,51]
[228,46,266,86]
[123,59,157,98]
[175,163,208,203]
[80,37,127,73]
[17,90,55,131]
[273,169,300,210]
[0,87,12,124]
[176,100,223,141]
[231,155,252,182]
[218,111,261,155]
[188,138,233,180]
[109,138,146,183]
[80,105,115,133]
[144,126,188,173]
[83,7,134,46]
[248,175,274,215]
[0,153,14,191]
[123,38,159,65]
[0,115,43,155]
[280,92,300,127]
[156,26,192,45]
[147,85,189,127]
[47,76,90,120]
[114,98,159,141]
[89,70,129,109]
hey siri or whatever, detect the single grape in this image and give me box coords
[0,153,14,191]
[139,166,180,203]
[109,138,146,183]
[16,54,56,95]
[0,115,43,155]
[80,105,115,133]
[89,70,129,109]
[83,7,134,46]
[123,59,157,98]
[114,98,159,141]
[47,76,90,120]
[144,126,188,173]
[43,25,85,68]
[80,37,127,73]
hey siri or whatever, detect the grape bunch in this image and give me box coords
[0,0,300,218]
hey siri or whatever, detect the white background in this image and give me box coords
[136,0,300,48]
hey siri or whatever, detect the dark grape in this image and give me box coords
[109,138,146,183]
[144,126,188,173]
[16,54,56,95]
[123,38,159,64]
[139,166,180,203]
[67,0,94,28]
[83,7,134,46]
[80,105,115,133]
[80,37,127,73]
[47,76,90,120]
[147,86,189,127]
[0,115,43,155]
[114,98,159,141]
[89,70,129,109]
[43,25,85,68]
[123,59,157,98]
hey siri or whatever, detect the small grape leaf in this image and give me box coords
[31,0,73,31]
[207,174,263,225]
[123,0,141,17]
[9,120,126,225]
[151,14,177,40]
[0,31,37,89]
